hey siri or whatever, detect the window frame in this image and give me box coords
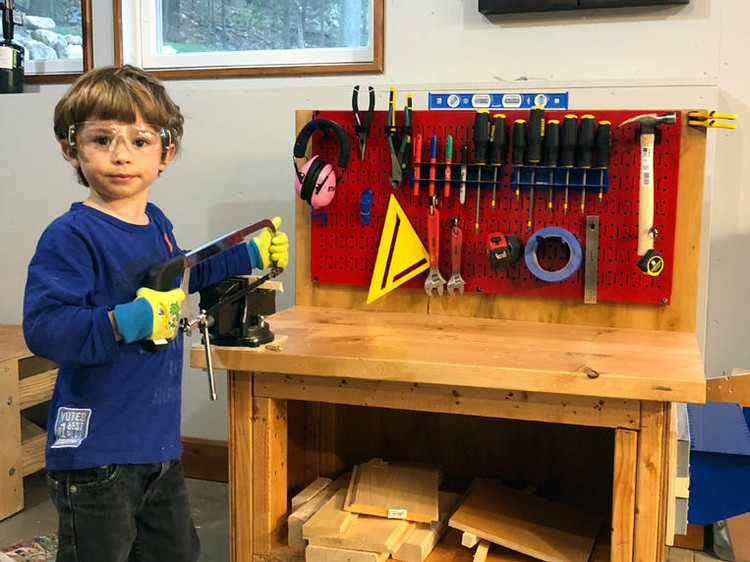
[113,0,384,79]
[22,0,94,84]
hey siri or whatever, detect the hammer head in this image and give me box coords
[618,112,677,134]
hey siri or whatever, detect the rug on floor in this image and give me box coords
[0,534,57,562]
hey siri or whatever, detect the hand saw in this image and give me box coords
[145,219,279,401]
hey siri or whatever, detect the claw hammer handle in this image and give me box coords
[450,225,462,273]
[427,209,440,267]
[637,132,656,256]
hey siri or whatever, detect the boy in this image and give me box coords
[22,64,288,561]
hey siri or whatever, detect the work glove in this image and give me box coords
[247,216,289,270]
[112,287,185,344]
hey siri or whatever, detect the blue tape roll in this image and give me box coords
[524,227,582,282]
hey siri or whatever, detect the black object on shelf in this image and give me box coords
[479,0,689,16]
[0,0,24,94]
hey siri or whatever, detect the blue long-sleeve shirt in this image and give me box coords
[23,202,254,470]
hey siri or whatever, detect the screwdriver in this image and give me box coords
[488,113,507,212]
[595,121,612,203]
[473,110,491,233]
[577,114,596,215]
[444,135,453,198]
[459,141,468,205]
[560,114,578,213]
[512,119,527,202]
[526,107,545,233]
[428,135,438,198]
[544,119,560,213]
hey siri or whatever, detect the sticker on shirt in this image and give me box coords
[51,407,92,449]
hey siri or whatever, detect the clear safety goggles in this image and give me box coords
[67,121,172,155]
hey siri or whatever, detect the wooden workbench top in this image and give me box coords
[190,306,706,403]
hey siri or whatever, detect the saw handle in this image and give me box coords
[147,255,186,291]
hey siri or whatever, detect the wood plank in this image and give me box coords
[305,544,388,562]
[672,524,704,551]
[474,540,490,562]
[193,306,706,403]
[303,489,358,539]
[253,397,288,555]
[291,477,332,513]
[344,459,441,523]
[633,402,667,562]
[706,370,750,407]
[20,416,46,477]
[0,325,32,364]
[18,368,57,409]
[308,512,413,554]
[0,358,23,521]
[425,528,539,561]
[666,403,678,546]
[612,428,637,562]
[228,371,254,562]
[393,492,462,562]
[448,479,601,562]
[288,472,351,551]
[255,373,641,430]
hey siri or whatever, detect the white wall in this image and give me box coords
[2,0,747,441]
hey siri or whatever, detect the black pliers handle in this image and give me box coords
[352,85,375,161]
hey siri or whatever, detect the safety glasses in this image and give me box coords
[67,121,172,155]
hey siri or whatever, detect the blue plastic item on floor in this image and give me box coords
[687,401,750,525]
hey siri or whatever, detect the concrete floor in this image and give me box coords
[0,470,230,562]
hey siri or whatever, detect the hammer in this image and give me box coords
[618,112,677,276]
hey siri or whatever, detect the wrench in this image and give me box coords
[446,223,466,296]
[424,208,446,297]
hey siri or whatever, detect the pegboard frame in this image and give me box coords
[294,110,707,333]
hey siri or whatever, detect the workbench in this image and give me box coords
[190,111,708,561]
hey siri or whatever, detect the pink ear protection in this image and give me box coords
[293,118,350,209]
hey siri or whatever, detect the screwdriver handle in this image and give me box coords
[450,225,462,273]
[489,114,507,164]
[460,142,468,205]
[545,120,560,167]
[472,110,491,164]
[427,208,440,266]
[577,114,596,168]
[428,135,438,198]
[512,120,527,166]
[560,114,578,168]
[444,135,453,198]
[596,121,613,168]
[412,133,422,196]
[527,106,545,164]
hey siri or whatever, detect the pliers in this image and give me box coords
[352,85,375,161]
[387,88,412,188]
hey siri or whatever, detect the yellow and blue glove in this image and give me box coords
[113,287,185,344]
[247,216,289,270]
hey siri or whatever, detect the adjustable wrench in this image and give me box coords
[424,208,446,297]
[446,223,466,296]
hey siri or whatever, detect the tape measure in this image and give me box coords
[637,249,664,276]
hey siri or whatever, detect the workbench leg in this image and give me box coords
[252,396,288,556]
[633,401,667,562]
[612,428,638,562]
[0,358,23,521]
[228,371,254,562]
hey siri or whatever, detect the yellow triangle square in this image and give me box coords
[367,194,430,304]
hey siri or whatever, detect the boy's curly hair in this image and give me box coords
[54,65,185,185]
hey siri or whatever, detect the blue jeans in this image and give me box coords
[47,459,200,562]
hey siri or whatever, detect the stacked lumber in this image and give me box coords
[288,458,457,561]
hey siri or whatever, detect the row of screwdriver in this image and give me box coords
[410,108,613,233]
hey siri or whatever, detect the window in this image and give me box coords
[1,0,92,82]
[116,0,383,78]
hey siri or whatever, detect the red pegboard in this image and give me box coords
[307,109,681,305]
